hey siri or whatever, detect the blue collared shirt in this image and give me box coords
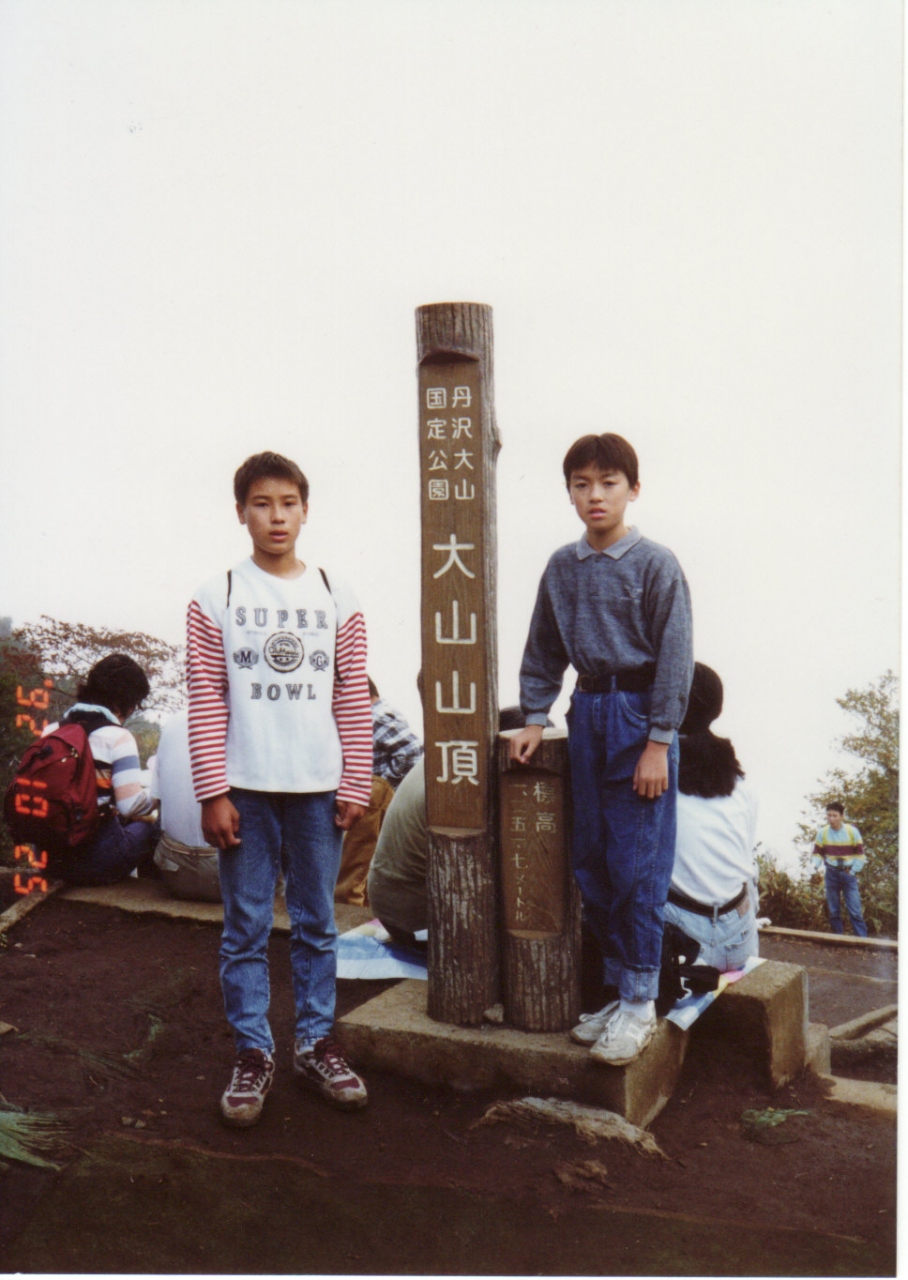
[519,528,693,742]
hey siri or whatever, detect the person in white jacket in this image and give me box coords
[662,661,759,971]
[149,708,221,902]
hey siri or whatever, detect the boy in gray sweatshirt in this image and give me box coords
[510,433,693,1065]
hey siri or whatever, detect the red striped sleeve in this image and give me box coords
[332,611,373,806]
[187,600,231,801]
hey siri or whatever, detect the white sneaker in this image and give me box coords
[589,1009,657,1067]
[570,1000,620,1045]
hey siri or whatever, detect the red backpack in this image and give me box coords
[4,713,109,854]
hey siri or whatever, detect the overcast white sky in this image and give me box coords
[0,0,902,870]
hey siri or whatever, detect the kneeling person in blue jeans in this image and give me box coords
[45,654,159,885]
[187,451,373,1126]
[510,433,693,1066]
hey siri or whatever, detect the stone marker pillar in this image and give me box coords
[498,728,582,1031]
[417,302,500,1025]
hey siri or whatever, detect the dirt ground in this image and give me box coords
[0,896,897,1275]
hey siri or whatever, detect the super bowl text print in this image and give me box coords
[234,606,329,630]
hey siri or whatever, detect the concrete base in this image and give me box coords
[699,959,808,1087]
[806,1022,832,1076]
[340,959,817,1127]
[58,877,373,936]
[337,979,689,1129]
[821,1075,897,1116]
[830,1009,897,1069]
[759,923,897,952]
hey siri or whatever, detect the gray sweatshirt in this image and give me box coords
[519,528,693,743]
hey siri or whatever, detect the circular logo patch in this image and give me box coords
[263,632,304,673]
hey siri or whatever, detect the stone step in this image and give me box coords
[338,959,814,1127]
[336,978,690,1129]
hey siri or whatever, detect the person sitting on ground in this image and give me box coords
[369,676,424,790]
[334,676,423,907]
[572,662,758,1043]
[44,654,159,886]
[662,661,760,969]
[149,708,221,902]
[367,707,528,948]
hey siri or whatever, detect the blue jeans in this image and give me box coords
[824,864,868,936]
[568,689,679,1002]
[663,900,759,972]
[48,814,159,885]
[218,789,343,1054]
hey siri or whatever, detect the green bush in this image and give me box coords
[755,850,828,933]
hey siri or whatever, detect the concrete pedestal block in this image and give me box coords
[337,979,689,1129]
[806,1022,832,1076]
[699,959,808,1087]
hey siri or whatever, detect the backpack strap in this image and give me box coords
[62,709,116,738]
[316,567,343,684]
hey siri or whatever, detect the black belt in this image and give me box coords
[576,667,654,694]
[667,884,748,919]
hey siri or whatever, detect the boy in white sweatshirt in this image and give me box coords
[187,451,373,1127]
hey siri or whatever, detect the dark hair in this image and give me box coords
[680,662,724,735]
[367,676,380,700]
[679,732,744,799]
[678,662,743,798]
[77,654,150,717]
[233,452,309,505]
[826,801,845,815]
[562,433,639,489]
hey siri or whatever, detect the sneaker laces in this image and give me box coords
[604,1010,653,1042]
[231,1051,269,1092]
[313,1037,353,1078]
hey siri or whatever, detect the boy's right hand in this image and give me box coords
[509,724,544,764]
[201,795,241,849]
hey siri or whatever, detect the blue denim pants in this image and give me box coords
[663,900,759,972]
[824,863,868,937]
[48,814,159,886]
[568,689,679,1002]
[218,789,343,1054]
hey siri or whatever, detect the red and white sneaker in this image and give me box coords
[219,1048,274,1127]
[294,1035,368,1110]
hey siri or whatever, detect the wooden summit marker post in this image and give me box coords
[498,729,582,1031]
[417,302,500,1025]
